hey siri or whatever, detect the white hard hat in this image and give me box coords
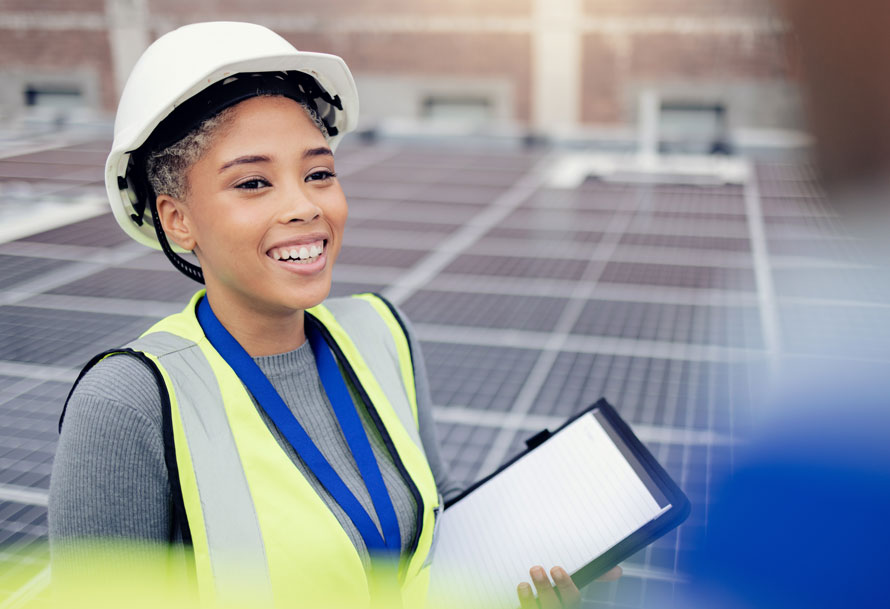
[105,21,359,280]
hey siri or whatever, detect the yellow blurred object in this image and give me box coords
[16,540,441,609]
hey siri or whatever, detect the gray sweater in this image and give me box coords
[48,313,462,570]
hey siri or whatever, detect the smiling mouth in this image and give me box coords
[268,239,327,265]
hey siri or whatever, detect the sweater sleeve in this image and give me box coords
[48,354,173,554]
[395,308,465,502]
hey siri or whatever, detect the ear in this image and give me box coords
[155,194,197,251]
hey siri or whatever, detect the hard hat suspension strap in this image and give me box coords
[149,196,205,284]
[286,70,343,137]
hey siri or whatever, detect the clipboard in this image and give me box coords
[428,398,691,608]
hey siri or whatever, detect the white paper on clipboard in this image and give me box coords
[427,411,670,609]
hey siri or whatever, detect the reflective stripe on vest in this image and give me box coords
[128,291,440,608]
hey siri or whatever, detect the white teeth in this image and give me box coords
[271,240,324,262]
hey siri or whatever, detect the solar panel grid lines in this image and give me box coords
[341,227,454,251]
[669,356,705,590]
[424,276,762,308]
[619,232,751,252]
[0,486,48,508]
[17,213,132,249]
[381,152,557,305]
[0,242,150,309]
[18,293,183,319]
[46,267,199,303]
[0,305,157,368]
[348,216,462,234]
[570,300,764,349]
[0,138,866,609]
[599,261,757,292]
[0,241,114,263]
[330,145,404,180]
[420,341,542,412]
[475,184,643,478]
[0,257,77,293]
[0,500,48,552]
[403,290,569,332]
[349,198,481,224]
[626,216,751,240]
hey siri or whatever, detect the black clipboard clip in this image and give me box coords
[525,428,551,450]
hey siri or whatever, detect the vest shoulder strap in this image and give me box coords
[59,347,193,547]
[314,293,420,435]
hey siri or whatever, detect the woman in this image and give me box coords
[48,21,604,608]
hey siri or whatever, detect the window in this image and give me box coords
[23,85,84,109]
[422,96,492,122]
[659,101,732,155]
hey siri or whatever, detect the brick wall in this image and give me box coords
[583,0,776,17]
[0,0,794,128]
[629,32,789,80]
[578,0,794,125]
[581,30,793,124]
[0,28,115,110]
[148,0,533,18]
[271,30,532,122]
[579,35,622,123]
[0,0,104,11]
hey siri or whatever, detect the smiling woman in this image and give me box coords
[46,20,593,609]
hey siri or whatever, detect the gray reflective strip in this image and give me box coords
[128,332,273,604]
[322,298,424,451]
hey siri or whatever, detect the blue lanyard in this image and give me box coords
[196,296,402,556]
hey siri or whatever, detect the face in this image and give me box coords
[159,95,347,319]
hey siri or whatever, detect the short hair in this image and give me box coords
[145,95,327,200]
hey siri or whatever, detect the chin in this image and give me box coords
[283,281,332,311]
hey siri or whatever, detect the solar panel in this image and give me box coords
[0,138,867,607]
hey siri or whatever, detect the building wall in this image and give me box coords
[0,0,799,133]
[0,27,112,117]
[578,0,798,129]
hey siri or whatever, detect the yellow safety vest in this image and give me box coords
[103,290,440,608]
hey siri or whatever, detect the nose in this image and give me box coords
[280,183,322,224]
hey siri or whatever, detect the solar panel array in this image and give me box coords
[0,137,863,607]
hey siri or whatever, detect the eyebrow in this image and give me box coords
[217,147,333,173]
[218,155,270,173]
[303,146,334,160]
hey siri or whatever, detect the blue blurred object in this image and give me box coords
[682,359,890,609]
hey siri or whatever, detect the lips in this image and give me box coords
[266,236,329,274]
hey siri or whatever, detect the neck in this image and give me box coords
[203,289,306,357]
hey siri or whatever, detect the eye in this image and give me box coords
[234,177,271,190]
[305,170,337,183]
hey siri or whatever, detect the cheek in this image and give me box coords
[190,198,259,259]
[335,198,348,230]
[327,193,348,237]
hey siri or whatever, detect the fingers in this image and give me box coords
[595,566,623,582]
[551,566,581,608]
[516,565,600,608]
[530,566,562,608]
[517,582,537,609]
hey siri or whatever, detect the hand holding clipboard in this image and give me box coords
[427,399,690,609]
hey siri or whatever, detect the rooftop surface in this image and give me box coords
[0,135,868,607]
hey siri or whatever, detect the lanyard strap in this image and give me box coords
[196,296,401,555]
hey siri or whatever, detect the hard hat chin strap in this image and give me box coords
[149,197,205,284]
